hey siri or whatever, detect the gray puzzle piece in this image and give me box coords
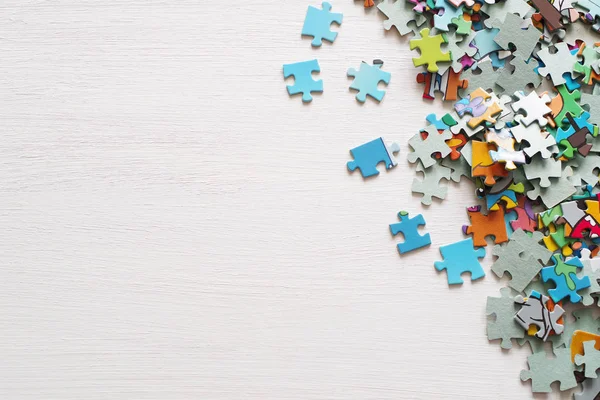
[581,93,600,126]
[575,375,600,400]
[495,55,542,96]
[550,309,600,349]
[527,175,576,208]
[441,155,471,182]
[377,0,426,36]
[515,291,565,341]
[491,230,548,292]
[492,13,541,60]
[486,287,524,349]
[438,31,477,74]
[576,341,600,378]
[520,347,577,392]
[580,248,600,307]
[407,126,452,169]
[411,162,451,205]
[459,61,499,98]
[537,42,579,86]
[482,0,533,28]
[510,122,557,158]
[571,153,600,186]
[524,156,562,188]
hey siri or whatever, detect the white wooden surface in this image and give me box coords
[0,1,575,399]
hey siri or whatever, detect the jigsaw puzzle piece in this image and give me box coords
[576,340,600,378]
[347,137,400,178]
[283,59,323,102]
[471,141,509,185]
[463,205,508,246]
[377,0,426,36]
[411,162,452,205]
[515,290,565,341]
[486,287,524,349]
[302,2,343,47]
[410,28,452,73]
[541,255,591,303]
[434,237,486,285]
[389,211,431,253]
[408,126,452,168]
[416,69,468,101]
[347,60,391,102]
[572,331,600,363]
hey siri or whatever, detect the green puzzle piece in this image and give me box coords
[410,28,451,73]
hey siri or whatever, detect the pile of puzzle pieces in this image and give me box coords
[285,0,600,397]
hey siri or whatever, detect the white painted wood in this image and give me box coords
[0,1,574,399]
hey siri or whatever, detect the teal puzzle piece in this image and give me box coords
[301,2,343,47]
[435,238,486,285]
[390,212,432,254]
[283,59,323,103]
[347,61,391,103]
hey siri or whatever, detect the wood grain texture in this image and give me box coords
[0,1,573,399]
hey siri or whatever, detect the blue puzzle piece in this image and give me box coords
[347,137,400,178]
[283,59,323,102]
[426,113,457,130]
[389,212,432,254]
[347,61,391,102]
[434,238,486,285]
[474,28,502,59]
[301,2,343,47]
[541,255,591,303]
[433,0,464,31]
[555,112,598,143]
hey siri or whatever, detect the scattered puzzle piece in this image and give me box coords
[283,60,323,102]
[411,162,452,205]
[389,211,432,253]
[576,340,600,378]
[347,137,400,178]
[348,60,392,102]
[541,254,592,303]
[302,2,343,47]
[434,237,486,284]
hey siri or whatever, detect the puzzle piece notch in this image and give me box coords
[434,237,486,285]
[347,137,400,178]
[283,59,323,102]
[389,211,432,254]
[347,60,392,103]
[302,2,343,47]
[520,347,577,393]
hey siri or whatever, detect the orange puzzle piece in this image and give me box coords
[464,205,509,247]
[471,141,508,186]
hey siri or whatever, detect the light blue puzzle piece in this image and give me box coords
[283,59,323,102]
[435,238,486,285]
[390,212,432,254]
[433,0,464,31]
[347,137,400,178]
[486,189,518,212]
[302,2,343,47]
[541,255,591,303]
[474,28,502,59]
[347,61,391,103]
